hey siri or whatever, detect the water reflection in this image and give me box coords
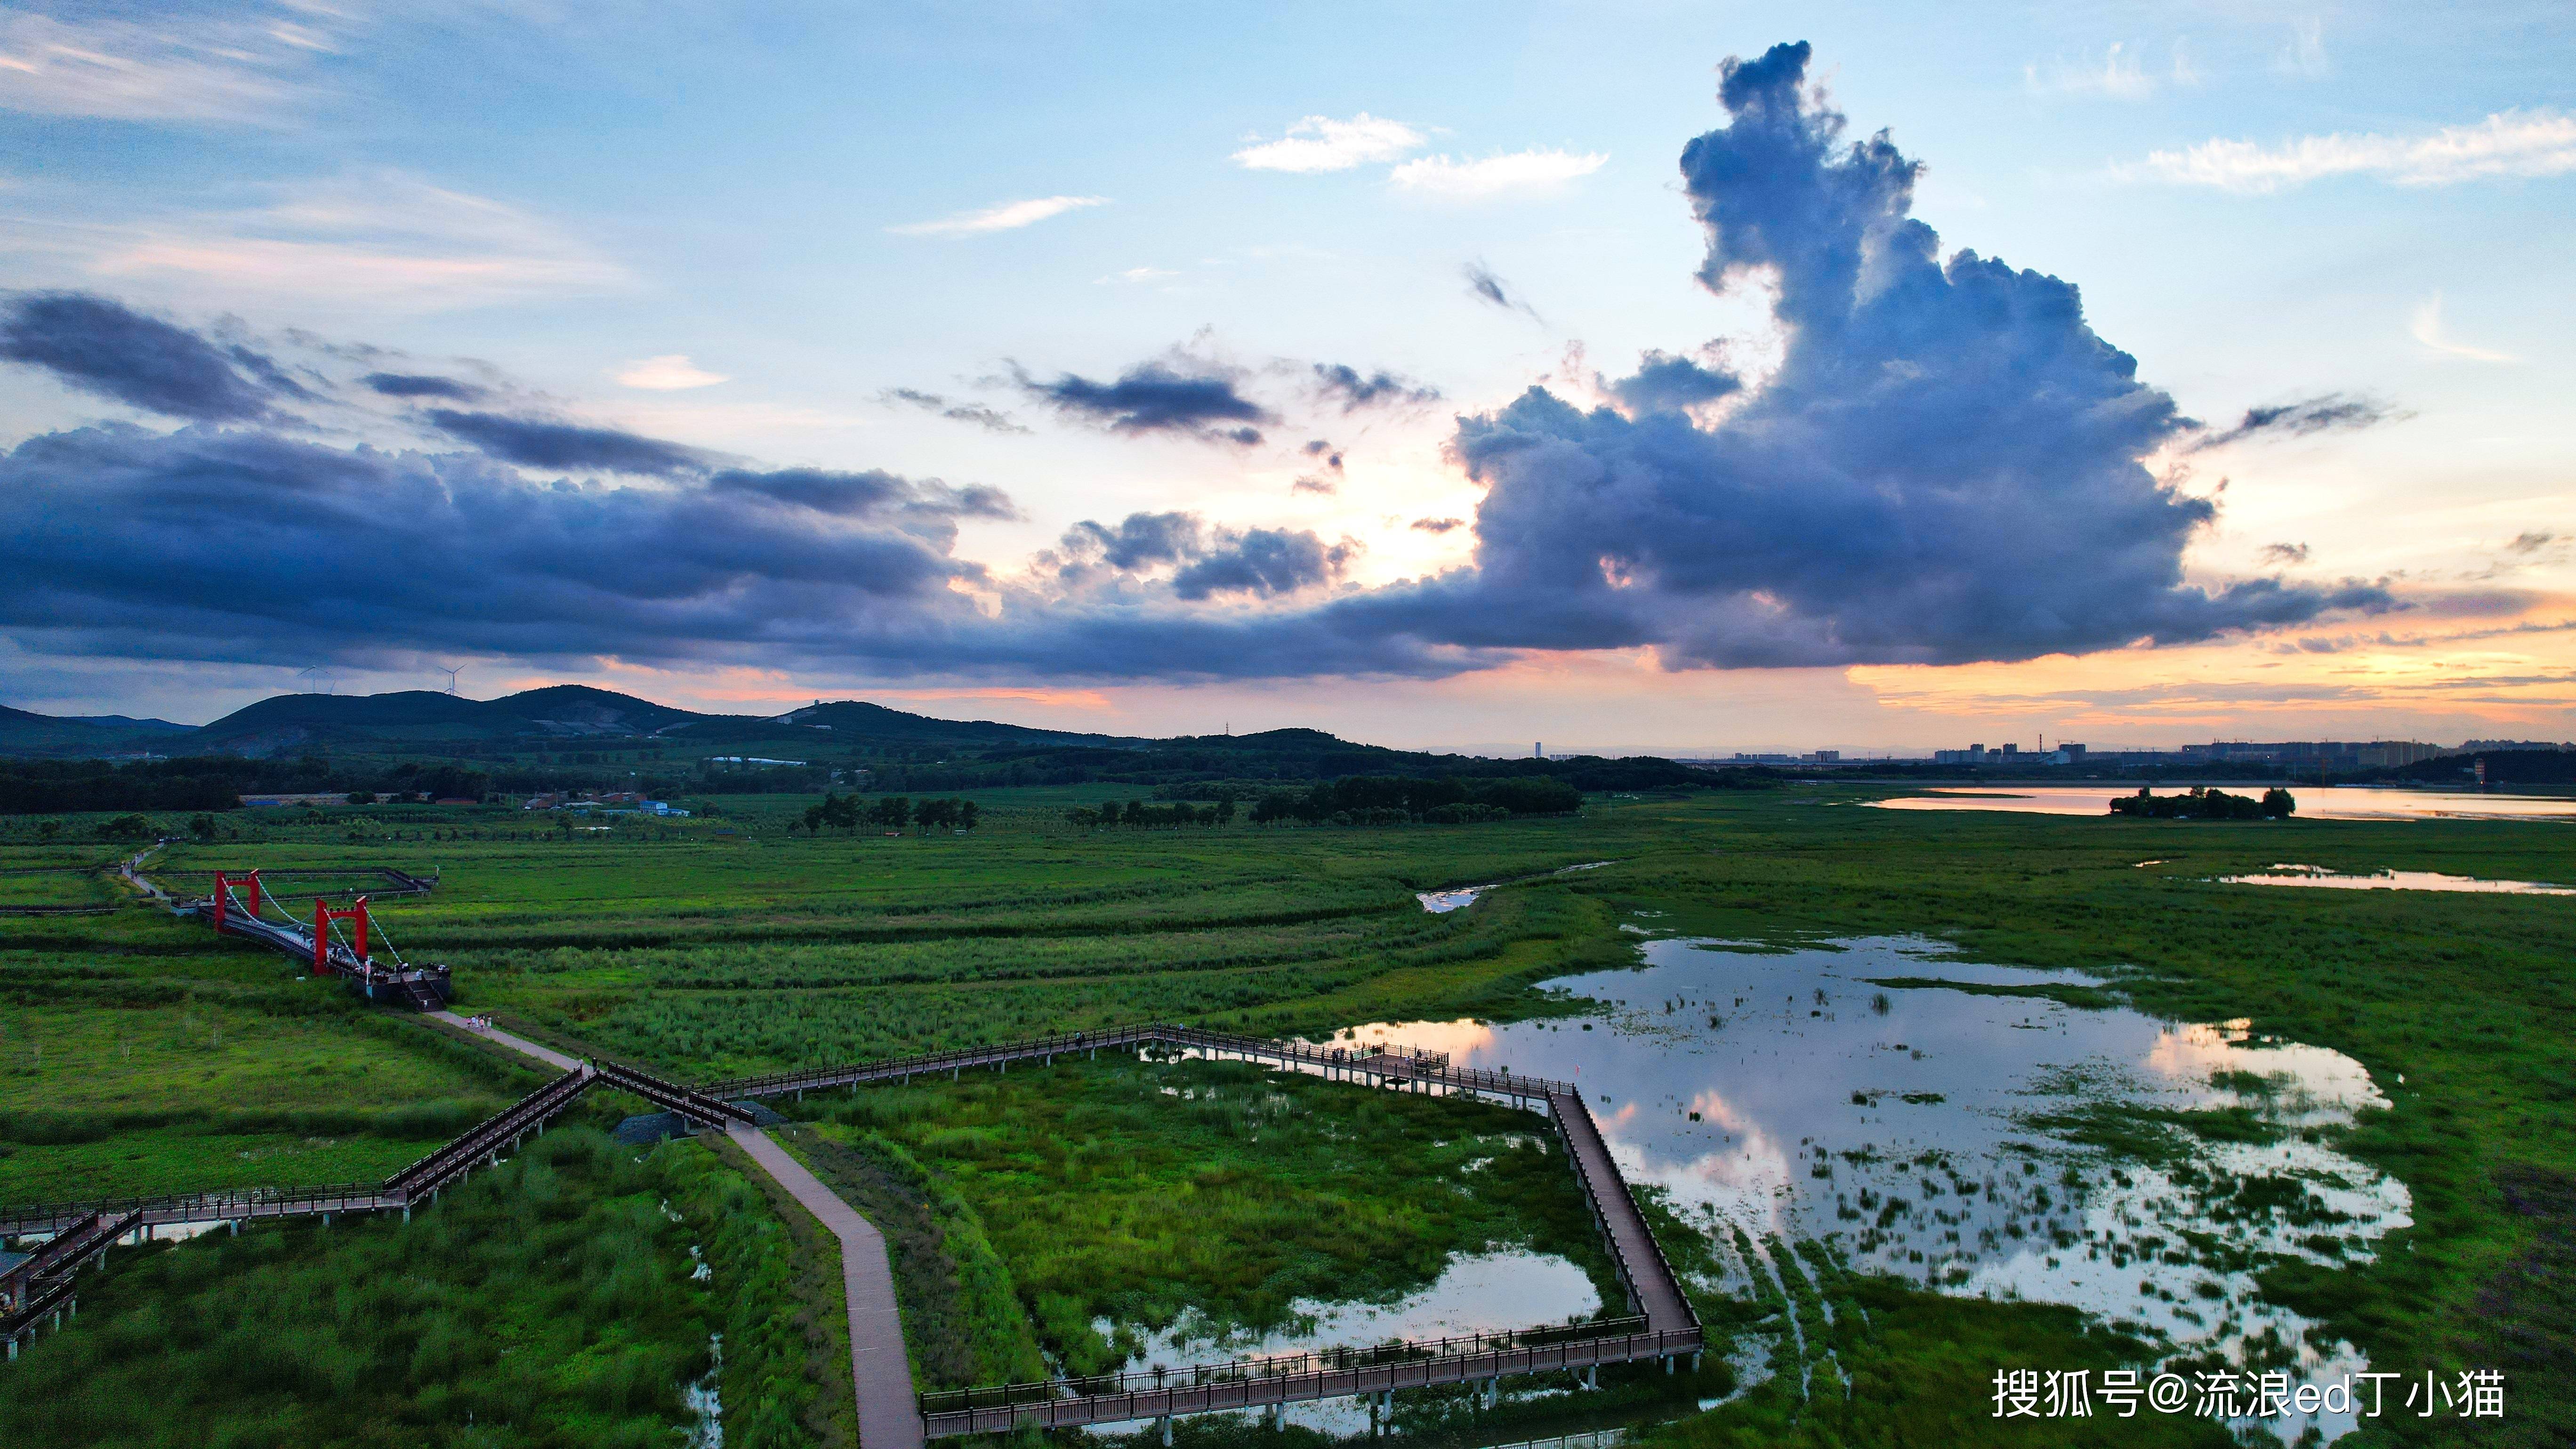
[1107,1251,1602,1436]
[2222,864,2576,895]
[1875,786,2576,821]
[1340,937,2409,1444]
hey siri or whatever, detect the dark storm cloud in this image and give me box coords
[881,386,1030,434]
[0,292,312,421]
[362,372,486,402]
[1312,363,1440,411]
[1017,360,1272,443]
[423,409,715,477]
[2192,393,2401,451]
[1605,350,1739,413]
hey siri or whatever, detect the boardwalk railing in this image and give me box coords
[921,1316,1651,1416]
[383,1064,598,1200]
[0,1183,396,1239]
[708,1023,1574,1105]
[918,1324,1705,1436]
[595,1060,746,1128]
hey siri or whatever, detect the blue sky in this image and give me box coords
[2,1,2570,751]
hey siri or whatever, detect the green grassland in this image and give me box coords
[0,787,2569,1445]
[0,1124,821,1449]
[777,1054,1619,1386]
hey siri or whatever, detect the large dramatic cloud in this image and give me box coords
[1329,41,2391,668]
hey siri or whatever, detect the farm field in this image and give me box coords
[0,786,2568,1446]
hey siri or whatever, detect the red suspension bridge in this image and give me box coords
[175,862,454,1012]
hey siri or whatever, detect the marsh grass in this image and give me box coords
[0,1126,820,1448]
[786,1055,1619,1381]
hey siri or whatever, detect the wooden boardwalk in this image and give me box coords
[1,1018,1701,1442]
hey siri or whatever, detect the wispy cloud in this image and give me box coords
[615,354,727,390]
[53,172,631,312]
[0,5,348,125]
[2129,109,2576,193]
[2273,17,2328,80]
[2410,292,2516,362]
[887,195,1107,237]
[1232,113,1425,172]
[1391,147,1605,200]
[1096,266,1175,285]
[2023,42,2189,101]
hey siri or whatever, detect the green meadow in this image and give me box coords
[0,787,2567,1445]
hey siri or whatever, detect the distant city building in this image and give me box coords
[2181,740,2441,769]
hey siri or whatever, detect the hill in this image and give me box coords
[0,704,197,759]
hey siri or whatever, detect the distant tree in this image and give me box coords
[37,821,61,841]
[98,813,154,842]
[187,813,219,842]
[1122,800,1148,828]
[346,790,378,805]
[2262,787,2297,818]
[956,799,980,831]
[870,796,911,829]
[915,798,956,832]
[1214,797,1236,824]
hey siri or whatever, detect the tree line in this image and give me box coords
[2107,786,2296,820]
[796,793,980,834]
[1069,774,1583,830]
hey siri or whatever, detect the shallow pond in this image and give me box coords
[1109,1250,1604,1435]
[2222,864,2576,895]
[1874,785,2576,822]
[1325,935,2408,1444]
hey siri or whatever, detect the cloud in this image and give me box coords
[1391,147,1607,200]
[2274,17,2328,80]
[2023,42,2171,100]
[1411,517,1465,534]
[423,410,715,477]
[0,5,346,125]
[1312,362,1440,410]
[0,290,308,420]
[1463,262,1538,318]
[1292,475,1338,496]
[1331,40,2389,669]
[2259,542,2311,565]
[1605,349,1740,414]
[2191,393,2400,450]
[1097,266,1176,285]
[1232,113,1425,172]
[0,425,1008,673]
[2410,292,2515,362]
[615,354,728,390]
[2129,108,2576,193]
[362,371,485,402]
[887,196,1108,237]
[1043,512,1355,602]
[1172,528,1355,600]
[706,467,1017,526]
[57,172,633,314]
[2507,531,2556,555]
[1018,358,1272,444]
[881,387,1030,434]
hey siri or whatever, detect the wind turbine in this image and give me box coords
[439,665,464,696]
[296,666,336,695]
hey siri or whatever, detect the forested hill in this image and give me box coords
[0,687,1764,810]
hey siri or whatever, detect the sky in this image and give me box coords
[0,0,2571,754]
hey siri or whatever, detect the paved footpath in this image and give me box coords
[728,1123,925,1449]
[430,1011,584,1074]
[432,1011,922,1449]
